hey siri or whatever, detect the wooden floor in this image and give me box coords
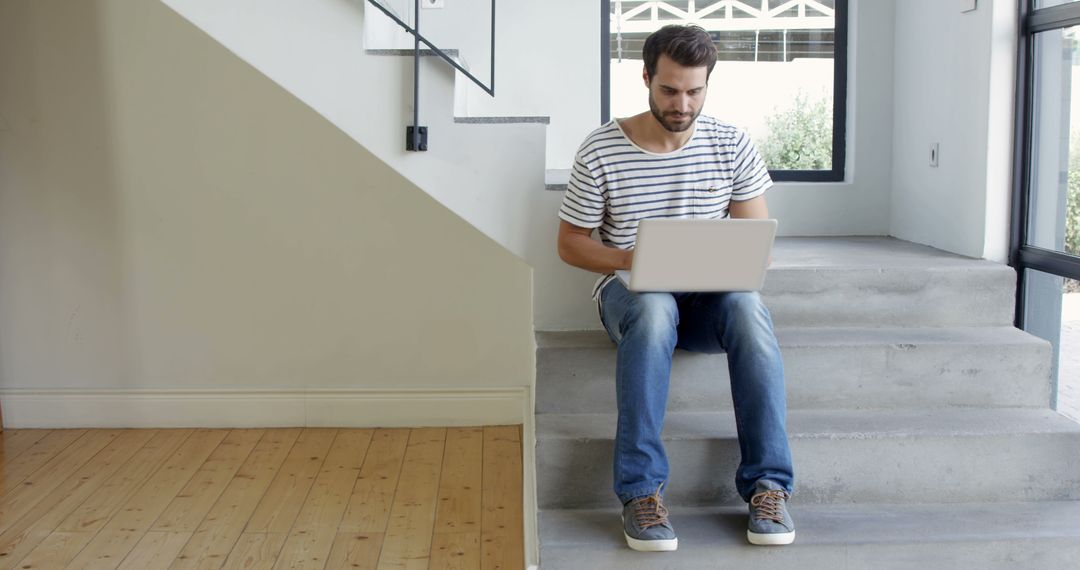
[0,426,524,570]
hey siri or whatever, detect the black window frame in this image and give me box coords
[1012,0,1080,327]
[600,0,848,182]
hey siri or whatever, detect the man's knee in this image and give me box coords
[720,292,773,334]
[623,294,679,337]
[722,292,765,314]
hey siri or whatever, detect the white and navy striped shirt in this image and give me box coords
[558,115,773,299]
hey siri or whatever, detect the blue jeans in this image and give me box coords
[599,278,794,504]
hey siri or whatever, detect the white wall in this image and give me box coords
[365,0,602,172]
[891,0,1017,261]
[984,0,1019,263]
[365,0,494,84]
[461,0,602,173]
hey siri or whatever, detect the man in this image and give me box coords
[556,24,795,552]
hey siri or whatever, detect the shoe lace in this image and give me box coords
[750,489,790,524]
[632,488,671,530]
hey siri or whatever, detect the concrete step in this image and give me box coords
[366,48,461,57]
[763,238,1015,327]
[536,327,1051,412]
[551,237,1015,327]
[536,408,1080,509]
[539,501,1080,569]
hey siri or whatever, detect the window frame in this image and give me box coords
[1012,0,1080,328]
[599,0,849,182]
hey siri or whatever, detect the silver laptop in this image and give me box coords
[615,218,777,292]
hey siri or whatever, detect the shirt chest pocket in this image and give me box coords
[692,181,729,218]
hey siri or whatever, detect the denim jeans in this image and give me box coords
[599,278,794,504]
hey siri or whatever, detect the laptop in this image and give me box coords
[615,218,777,292]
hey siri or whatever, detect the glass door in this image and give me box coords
[1015,0,1080,422]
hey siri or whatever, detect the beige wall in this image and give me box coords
[0,0,534,394]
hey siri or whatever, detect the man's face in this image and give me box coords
[645,54,708,133]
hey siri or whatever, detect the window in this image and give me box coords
[1014,0,1080,420]
[600,0,848,182]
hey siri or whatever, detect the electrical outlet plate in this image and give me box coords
[959,0,977,13]
[421,0,444,9]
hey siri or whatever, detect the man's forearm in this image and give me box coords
[558,233,633,274]
[729,195,770,219]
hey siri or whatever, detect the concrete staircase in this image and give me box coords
[535,237,1080,569]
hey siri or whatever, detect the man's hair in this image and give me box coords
[642,25,718,81]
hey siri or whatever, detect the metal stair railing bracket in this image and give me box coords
[365,0,496,152]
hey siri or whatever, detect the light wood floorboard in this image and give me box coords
[0,427,523,570]
[0,430,156,568]
[0,430,87,496]
[481,426,524,570]
[0,430,51,467]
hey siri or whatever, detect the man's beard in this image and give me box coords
[648,92,699,133]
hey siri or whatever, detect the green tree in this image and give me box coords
[1071,128,1080,173]
[758,91,833,171]
[1067,167,1080,256]
[1063,129,1079,291]
[1067,129,1080,257]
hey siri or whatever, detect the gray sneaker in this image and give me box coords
[747,479,795,545]
[621,486,678,552]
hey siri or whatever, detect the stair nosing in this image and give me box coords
[540,500,1080,548]
[365,48,460,57]
[537,408,1080,442]
[453,115,550,124]
[535,326,1048,350]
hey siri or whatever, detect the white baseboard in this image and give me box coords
[522,385,539,568]
[0,387,527,428]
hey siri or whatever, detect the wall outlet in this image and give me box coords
[421,0,444,8]
[930,143,940,167]
[959,0,977,13]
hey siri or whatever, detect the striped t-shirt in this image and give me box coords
[558,115,773,299]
